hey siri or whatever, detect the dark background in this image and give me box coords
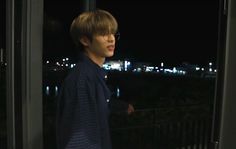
[43,0,219,66]
[0,0,6,49]
[0,0,219,65]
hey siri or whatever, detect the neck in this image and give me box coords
[84,51,105,67]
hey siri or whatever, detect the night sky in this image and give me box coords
[44,0,219,66]
[0,0,6,49]
[97,0,219,66]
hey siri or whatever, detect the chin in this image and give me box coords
[106,52,114,57]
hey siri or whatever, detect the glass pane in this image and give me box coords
[97,0,218,148]
[43,0,219,148]
[43,0,83,148]
[0,0,7,148]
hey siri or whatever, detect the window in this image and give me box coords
[43,0,83,148]
[97,0,218,148]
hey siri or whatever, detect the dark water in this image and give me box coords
[42,71,215,149]
[44,71,215,107]
[0,70,215,148]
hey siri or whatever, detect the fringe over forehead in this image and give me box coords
[70,9,118,45]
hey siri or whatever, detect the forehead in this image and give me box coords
[94,24,117,35]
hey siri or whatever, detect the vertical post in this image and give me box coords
[6,0,16,147]
[6,0,43,148]
[219,0,236,148]
[82,0,96,11]
[0,48,3,64]
[210,0,228,148]
[21,0,43,148]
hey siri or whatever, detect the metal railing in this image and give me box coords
[110,106,212,149]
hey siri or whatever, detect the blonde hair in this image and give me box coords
[70,9,118,47]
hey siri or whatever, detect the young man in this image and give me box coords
[56,9,134,149]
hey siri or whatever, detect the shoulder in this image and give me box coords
[63,62,96,87]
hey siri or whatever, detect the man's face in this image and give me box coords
[87,34,116,58]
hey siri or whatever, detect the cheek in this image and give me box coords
[94,41,106,49]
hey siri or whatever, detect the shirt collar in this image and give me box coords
[79,52,107,80]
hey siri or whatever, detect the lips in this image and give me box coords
[107,45,115,51]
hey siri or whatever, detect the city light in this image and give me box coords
[116,87,120,98]
[55,86,58,96]
[161,62,164,67]
[43,57,217,78]
[145,66,154,72]
[46,86,50,95]
[124,60,131,71]
[173,67,177,73]
[111,63,121,70]
[70,64,74,68]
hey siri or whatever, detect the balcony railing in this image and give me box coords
[110,105,212,149]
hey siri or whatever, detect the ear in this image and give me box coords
[79,36,90,46]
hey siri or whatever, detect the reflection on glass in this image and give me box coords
[46,86,50,96]
[55,86,58,96]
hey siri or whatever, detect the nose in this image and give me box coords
[106,34,115,42]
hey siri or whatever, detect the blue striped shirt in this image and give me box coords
[56,53,112,149]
